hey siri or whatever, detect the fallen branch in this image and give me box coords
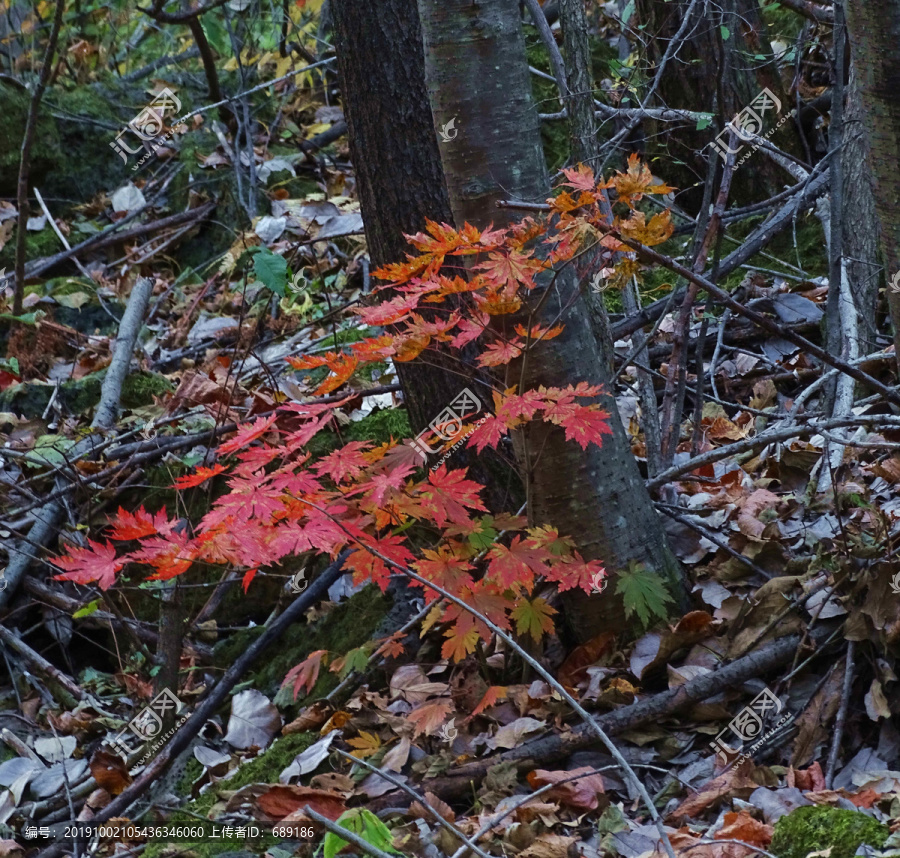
[1,278,153,609]
[365,625,834,810]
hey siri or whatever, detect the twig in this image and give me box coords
[522,0,567,104]
[0,624,86,705]
[647,414,900,491]
[33,188,93,280]
[596,221,900,407]
[825,641,855,788]
[1,278,153,607]
[335,750,492,858]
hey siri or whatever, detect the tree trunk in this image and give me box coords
[843,1,900,359]
[417,0,687,642]
[331,0,519,512]
[330,0,459,436]
[841,68,881,350]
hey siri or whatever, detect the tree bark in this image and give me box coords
[417,0,687,642]
[843,0,900,360]
[331,0,463,436]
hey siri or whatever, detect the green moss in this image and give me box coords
[214,584,391,703]
[0,84,61,198]
[148,733,316,858]
[0,227,61,272]
[120,371,174,408]
[770,805,889,858]
[346,408,411,446]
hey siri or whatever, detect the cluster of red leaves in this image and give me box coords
[53,159,674,661]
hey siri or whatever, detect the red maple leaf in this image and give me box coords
[487,536,553,591]
[53,540,124,590]
[284,650,328,699]
[560,163,597,192]
[314,442,372,483]
[477,339,523,367]
[218,414,279,456]
[419,466,488,529]
[172,464,227,490]
[108,506,171,540]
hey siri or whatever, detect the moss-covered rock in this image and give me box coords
[0,369,172,419]
[770,805,889,858]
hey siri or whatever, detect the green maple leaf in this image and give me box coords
[467,516,499,551]
[614,561,674,628]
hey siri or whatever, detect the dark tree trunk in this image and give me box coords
[417,0,687,642]
[331,0,519,512]
[843,0,900,360]
[330,0,460,436]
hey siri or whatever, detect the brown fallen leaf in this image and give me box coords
[526,766,605,810]
[89,749,132,796]
[715,810,773,848]
[518,834,578,858]
[557,631,616,687]
[788,761,826,791]
[256,784,346,821]
[283,701,333,734]
[666,763,758,824]
[408,791,456,823]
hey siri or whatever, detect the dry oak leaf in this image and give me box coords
[256,784,346,821]
[666,764,758,824]
[527,766,605,810]
[408,791,456,823]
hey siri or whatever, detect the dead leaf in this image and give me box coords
[257,784,346,821]
[666,764,758,824]
[283,701,332,734]
[526,766,605,810]
[408,791,456,823]
[518,834,578,858]
[490,717,546,750]
[864,679,891,720]
[407,700,454,738]
[224,689,282,750]
[714,810,773,847]
[89,750,132,796]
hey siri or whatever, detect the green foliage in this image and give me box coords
[246,247,289,297]
[615,561,674,628]
[322,809,399,858]
[770,805,889,858]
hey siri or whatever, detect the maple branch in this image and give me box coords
[298,505,679,858]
